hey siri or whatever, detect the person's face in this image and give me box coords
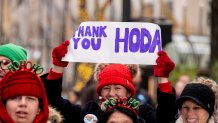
[0,56,12,81]
[101,85,131,100]
[180,100,209,123]
[107,111,133,123]
[6,96,40,123]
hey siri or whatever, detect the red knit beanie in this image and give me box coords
[0,61,49,123]
[96,64,136,97]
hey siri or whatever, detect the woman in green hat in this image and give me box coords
[0,43,27,81]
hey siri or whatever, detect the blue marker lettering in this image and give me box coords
[91,38,101,50]
[99,26,107,37]
[72,38,80,49]
[85,26,91,36]
[115,28,129,52]
[149,29,161,53]
[92,26,100,37]
[140,28,152,53]
[81,38,90,49]
[129,28,140,52]
[78,26,84,37]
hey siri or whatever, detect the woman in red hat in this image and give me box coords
[42,40,177,123]
[0,42,81,123]
[0,61,49,123]
[43,40,158,123]
[81,63,158,123]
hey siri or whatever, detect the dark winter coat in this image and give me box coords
[41,74,83,123]
[82,98,157,123]
[156,87,178,123]
[41,73,176,123]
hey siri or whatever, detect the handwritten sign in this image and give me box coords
[62,22,162,65]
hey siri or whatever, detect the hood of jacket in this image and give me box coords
[48,106,63,123]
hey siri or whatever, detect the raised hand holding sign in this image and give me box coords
[62,22,162,65]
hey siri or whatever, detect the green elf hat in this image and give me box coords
[0,43,27,65]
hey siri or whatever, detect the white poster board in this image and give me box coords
[62,22,162,65]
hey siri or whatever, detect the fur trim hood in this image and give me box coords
[48,106,63,123]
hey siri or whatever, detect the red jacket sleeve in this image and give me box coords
[46,68,63,80]
[158,81,173,94]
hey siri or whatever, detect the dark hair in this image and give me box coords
[97,107,144,123]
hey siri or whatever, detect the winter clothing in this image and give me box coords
[52,40,69,67]
[48,106,63,123]
[154,50,178,123]
[83,63,156,123]
[82,100,157,123]
[40,40,82,123]
[2,70,43,100]
[154,50,175,78]
[174,77,218,123]
[158,81,173,94]
[0,62,49,123]
[96,64,136,97]
[41,73,83,123]
[156,86,178,123]
[43,46,173,123]
[41,71,157,123]
[0,43,27,65]
[176,83,215,117]
[138,101,157,123]
[47,68,63,80]
[156,77,218,123]
[154,51,218,123]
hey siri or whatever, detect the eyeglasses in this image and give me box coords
[0,59,12,70]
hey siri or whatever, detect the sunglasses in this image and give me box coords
[0,59,12,70]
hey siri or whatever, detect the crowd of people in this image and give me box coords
[0,41,218,123]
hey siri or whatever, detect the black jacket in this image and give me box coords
[82,99,157,123]
[156,87,178,123]
[41,74,83,123]
[41,74,176,123]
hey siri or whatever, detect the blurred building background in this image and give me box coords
[0,0,218,103]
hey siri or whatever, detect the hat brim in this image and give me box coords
[96,76,136,97]
[176,96,207,110]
